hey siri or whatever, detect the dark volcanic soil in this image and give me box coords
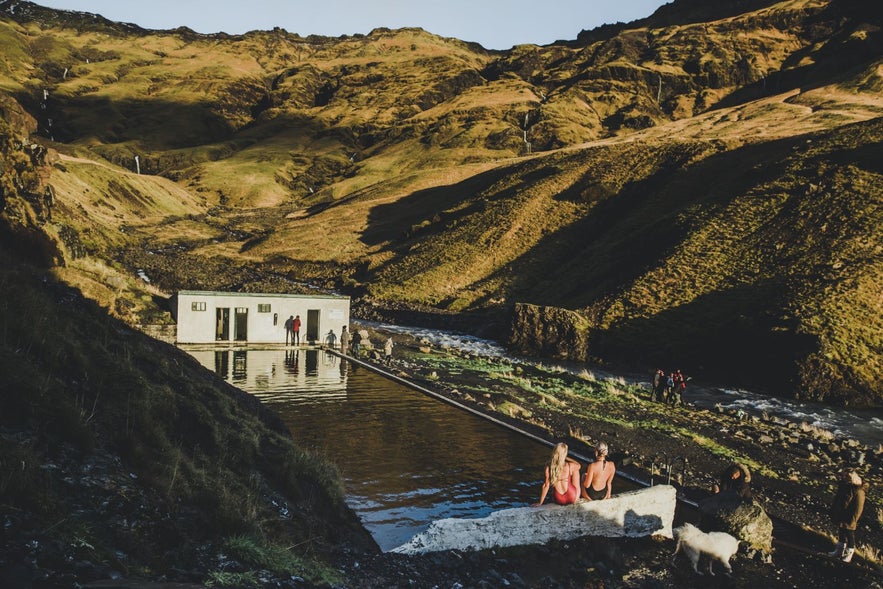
[339,324,883,589]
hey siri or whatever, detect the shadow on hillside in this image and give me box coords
[359,164,545,248]
[479,134,806,310]
[22,92,243,150]
[591,280,820,393]
[711,3,883,111]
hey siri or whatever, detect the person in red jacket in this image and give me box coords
[292,314,301,346]
[670,370,687,406]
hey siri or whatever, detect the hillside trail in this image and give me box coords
[56,151,132,172]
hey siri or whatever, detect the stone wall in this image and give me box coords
[140,323,177,344]
[392,485,676,554]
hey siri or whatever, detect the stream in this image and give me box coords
[369,322,883,448]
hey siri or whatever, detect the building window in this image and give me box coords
[191,301,207,311]
[258,304,271,313]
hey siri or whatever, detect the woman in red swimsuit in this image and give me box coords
[532,443,581,506]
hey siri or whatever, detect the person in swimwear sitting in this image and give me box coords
[582,441,615,501]
[532,442,582,506]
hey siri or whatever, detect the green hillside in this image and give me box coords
[0,240,373,584]
[1,0,881,404]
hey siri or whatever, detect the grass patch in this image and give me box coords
[496,401,532,419]
[212,534,346,584]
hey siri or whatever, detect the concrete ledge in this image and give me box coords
[391,484,677,554]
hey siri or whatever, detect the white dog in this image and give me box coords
[671,522,739,575]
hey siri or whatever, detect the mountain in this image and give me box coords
[0,0,881,405]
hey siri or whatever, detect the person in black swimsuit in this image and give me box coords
[582,441,616,501]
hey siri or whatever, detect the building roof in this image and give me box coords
[177,290,349,300]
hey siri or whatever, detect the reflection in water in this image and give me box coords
[184,347,552,551]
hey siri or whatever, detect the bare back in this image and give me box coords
[553,461,580,494]
[584,459,615,495]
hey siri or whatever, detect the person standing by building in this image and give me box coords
[283,315,294,346]
[340,326,350,354]
[828,467,867,562]
[292,314,301,346]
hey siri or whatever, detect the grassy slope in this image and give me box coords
[0,109,371,582]
[0,239,373,583]
[0,0,881,403]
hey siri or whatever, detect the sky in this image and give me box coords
[35,0,670,50]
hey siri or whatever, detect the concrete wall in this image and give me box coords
[175,290,350,344]
[391,484,676,554]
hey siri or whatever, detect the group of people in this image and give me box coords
[533,441,616,507]
[532,447,868,564]
[651,368,688,405]
[283,314,301,346]
[322,325,358,355]
[326,325,395,364]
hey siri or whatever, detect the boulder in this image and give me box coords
[698,491,773,553]
[508,303,592,361]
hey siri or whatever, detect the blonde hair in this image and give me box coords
[595,441,609,457]
[849,471,863,486]
[549,443,568,483]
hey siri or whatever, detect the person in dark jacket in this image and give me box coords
[351,329,362,357]
[712,462,753,501]
[652,369,666,402]
[828,468,867,562]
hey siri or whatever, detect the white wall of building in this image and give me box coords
[176,290,350,344]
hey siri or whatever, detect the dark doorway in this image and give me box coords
[216,308,230,341]
[306,309,320,344]
[234,307,248,341]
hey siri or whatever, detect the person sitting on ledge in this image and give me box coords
[582,441,616,500]
[712,462,753,501]
[533,442,581,506]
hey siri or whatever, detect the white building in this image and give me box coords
[174,290,350,345]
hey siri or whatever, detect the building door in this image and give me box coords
[234,307,248,342]
[306,309,320,344]
[216,308,230,341]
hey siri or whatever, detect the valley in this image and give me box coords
[0,0,881,586]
